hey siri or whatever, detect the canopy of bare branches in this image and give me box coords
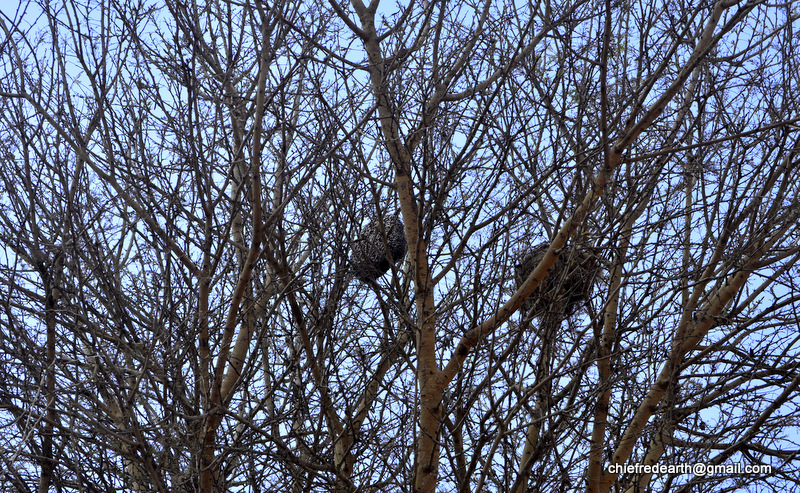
[1,0,799,492]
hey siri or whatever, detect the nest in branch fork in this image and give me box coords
[350,213,408,283]
[515,242,599,318]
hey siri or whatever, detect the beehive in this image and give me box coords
[515,242,599,317]
[350,214,407,282]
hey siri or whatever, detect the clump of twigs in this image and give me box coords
[515,242,600,318]
[350,213,407,283]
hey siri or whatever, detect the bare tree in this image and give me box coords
[1,0,799,492]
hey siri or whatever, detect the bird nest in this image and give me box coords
[515,242,600,318]
[350,214,408,283]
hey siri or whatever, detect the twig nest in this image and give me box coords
[515,242,599,317]
[350,214,407,282]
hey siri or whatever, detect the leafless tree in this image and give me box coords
[1,0,799,492]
